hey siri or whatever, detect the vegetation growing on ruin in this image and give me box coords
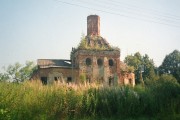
[70,35,120,60]
[77,35,120,51]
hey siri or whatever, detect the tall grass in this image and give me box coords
[0,78,180,120]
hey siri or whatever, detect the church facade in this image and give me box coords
[32,15,135,86]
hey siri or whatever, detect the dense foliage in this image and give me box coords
[124,52,157,84]
[0,76,179,120]
[0,61,36,83]
[159,50,180,83]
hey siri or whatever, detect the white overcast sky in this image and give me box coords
[0,0,180,68]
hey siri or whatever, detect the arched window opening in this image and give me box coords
[109,59,114,66]
[86,58,92,66]
[97,58,103,66]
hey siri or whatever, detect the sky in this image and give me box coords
[0,0,180,69]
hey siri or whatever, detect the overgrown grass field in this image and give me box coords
[0,76,180,120]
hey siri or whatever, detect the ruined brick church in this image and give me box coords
[32,15,135,86]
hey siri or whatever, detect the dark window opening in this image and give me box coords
[109,59,114,66]
[86,58,92,66]
[41,77,47,85]
[54,77,58,81]
[88,39,90,45]
[67,77,72,83]
[109,76,114,86]
[97,59,103,66]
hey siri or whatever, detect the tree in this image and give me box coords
[124,52,156,84]
[0,73,9,82]
[142,54,156,80]
[159,50,180,83]
[0,61,37,83]
[78,33,87,49]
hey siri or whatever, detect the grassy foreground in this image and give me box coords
[0,78,180,120]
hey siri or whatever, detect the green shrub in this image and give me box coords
[147,75,180,115]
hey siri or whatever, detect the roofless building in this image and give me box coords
[31,15,135,86]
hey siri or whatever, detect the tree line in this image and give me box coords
[0,61,36,83]
[124,49,180,84]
